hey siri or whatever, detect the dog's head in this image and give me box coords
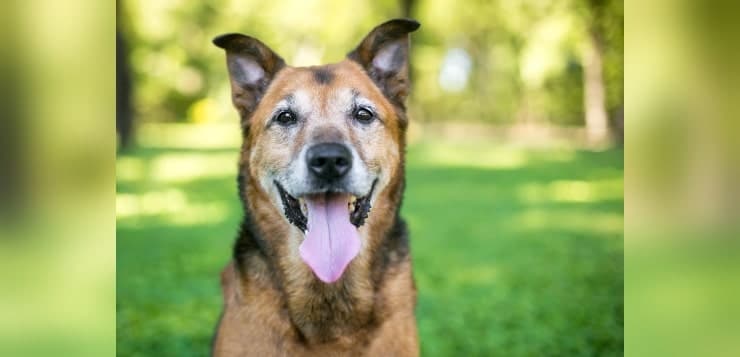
[214,19,419,284]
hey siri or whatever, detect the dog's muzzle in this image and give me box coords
[273,140,377,284]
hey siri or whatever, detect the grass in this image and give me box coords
[117,128,623,356]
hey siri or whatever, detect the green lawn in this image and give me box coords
[117,130,623,356]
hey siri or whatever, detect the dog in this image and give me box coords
[211,19,420,356]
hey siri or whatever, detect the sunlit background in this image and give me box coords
[117,0,624,142]
[9,0,740,356]
[115,0,623,355]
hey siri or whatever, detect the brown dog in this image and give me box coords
[211,19,420,356]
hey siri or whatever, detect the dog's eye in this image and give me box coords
[353,108,375,124]
[274,110,297,126]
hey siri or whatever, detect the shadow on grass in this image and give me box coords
[117,145,623,356]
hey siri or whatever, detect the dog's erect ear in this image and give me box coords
[347,19,420,105]
[213,34,286,124]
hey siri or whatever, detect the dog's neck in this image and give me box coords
[235,175,408,344]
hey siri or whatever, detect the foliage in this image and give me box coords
[120,0,623,126]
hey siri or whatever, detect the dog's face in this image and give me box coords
[248,63,402,227]
[215,19,419,283]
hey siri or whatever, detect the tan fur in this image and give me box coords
[213,20,419,356]
[214,256,417,356]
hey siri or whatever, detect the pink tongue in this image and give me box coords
[299,194,360,283]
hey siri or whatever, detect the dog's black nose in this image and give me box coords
[306,143,352,180]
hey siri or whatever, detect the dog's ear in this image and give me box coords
[347,19,420,105]
[213,34,286,125]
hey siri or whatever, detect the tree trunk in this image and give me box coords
[583,32,610,145]
[400,0,415,18]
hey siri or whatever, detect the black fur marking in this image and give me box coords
[311,67,335,85]
[234,211,269,271]
[234,167,273,273]
[370,214,411,288]
[350,179,377,227]
[236,172,246,208]
[275,181,307,232]
[370,172,410,288]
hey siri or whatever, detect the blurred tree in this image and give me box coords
[577,0,622,144]
[117,30,133,148]
[400,0,415,18]
[121,0,623,144]
[117,0,133,148]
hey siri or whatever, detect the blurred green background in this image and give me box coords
[116,0,623,355]
[117,0,623,140]
[5,0,740,356]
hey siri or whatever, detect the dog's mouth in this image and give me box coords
[275,181,376,232]
[274,180,377,284]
